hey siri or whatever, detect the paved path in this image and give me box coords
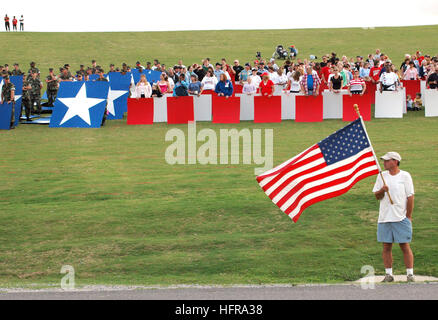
[1,282,438,300]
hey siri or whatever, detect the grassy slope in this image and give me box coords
[2,25,438,75]
[0,26,438,287]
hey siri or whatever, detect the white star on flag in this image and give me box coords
[106,87,128,116]
[58,83,105,126]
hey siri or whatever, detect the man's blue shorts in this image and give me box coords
[377,218,412,243]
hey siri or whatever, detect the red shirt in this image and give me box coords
[13,19,17,25]
[369,66,381,81]
[259,79,274,95]
[321,66,331,82]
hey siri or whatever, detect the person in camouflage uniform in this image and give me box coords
[21,75,32,121]
[91,60,98,74]
[28,71,43,115]
[76,65,86,77]
[12,63,24,76]
[45,68,58,107]
[1,76,16,129]
[2,64,12,76]
[27,61,40,80]
[58,67,73,82]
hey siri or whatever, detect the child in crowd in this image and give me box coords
[406,95,414,111]
[414,93,423,111]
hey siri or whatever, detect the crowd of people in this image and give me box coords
[2,49,438,127]
[4,14,24,31]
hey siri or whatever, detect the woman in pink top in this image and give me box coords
[158,73,170,93]
[403,61,419,80]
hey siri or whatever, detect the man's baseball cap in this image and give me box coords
[381,152,402,162]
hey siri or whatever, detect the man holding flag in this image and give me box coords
[373,152,415,283]
[256,105,415,283]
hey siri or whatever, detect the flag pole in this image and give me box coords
[353,104,394,205]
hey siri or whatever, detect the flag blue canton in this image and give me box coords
[49,81,109,128]
[131,69,161,84]
[318,118,370,165]
[107,72,131,120]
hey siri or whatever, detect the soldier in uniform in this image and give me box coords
[95,69,108,82]
[28,71,43,115]
[12,63,24,76]
[58,67,73,82]
[76,65,86,77]
[27,61,40,80]
[91,60,98,74]
[22,75,32,121]
[46,68,59,107]
[64,64,73,79]
[108,64,116,73]
[3,64,12,76]
[1,76,16,128]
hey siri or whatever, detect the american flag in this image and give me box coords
[256,118,380,223]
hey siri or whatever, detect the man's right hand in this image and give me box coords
[381,186,389,193]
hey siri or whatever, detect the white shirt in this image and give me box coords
[135,82,152,97]
[287,73,302,92]
[242,83,257,94]
[201,76,218,90]
[269,72,279,83]
[380,72,399,91]
[249,75,261,89]
[372,170,414,223]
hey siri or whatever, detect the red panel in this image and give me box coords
[365,81,376,104]
[401,80,421,100]
[167,96,194,124]
[343,94,371,122]
[295,95,323,122]
[254,96,282,123]
[212,96,241,123]
[127,98,154,125]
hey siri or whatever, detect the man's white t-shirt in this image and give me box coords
[380,72,399,91]
[372,170,414,223]
[201,76,217,90]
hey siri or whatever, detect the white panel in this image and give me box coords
[281,92,297,120]
[322,90,347,119]
[193,95,212,121]
[421,81,427,104]
[425,89,438,117]
[375,91,404,118]
[153,95,169,123]
[237,93,255,121]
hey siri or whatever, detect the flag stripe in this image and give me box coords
[288,168,379,222]
[262,152,325,193]
[256,144,319,182]
[273,149,376,207]
[256,118,380,223]
[282,161,378,214]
